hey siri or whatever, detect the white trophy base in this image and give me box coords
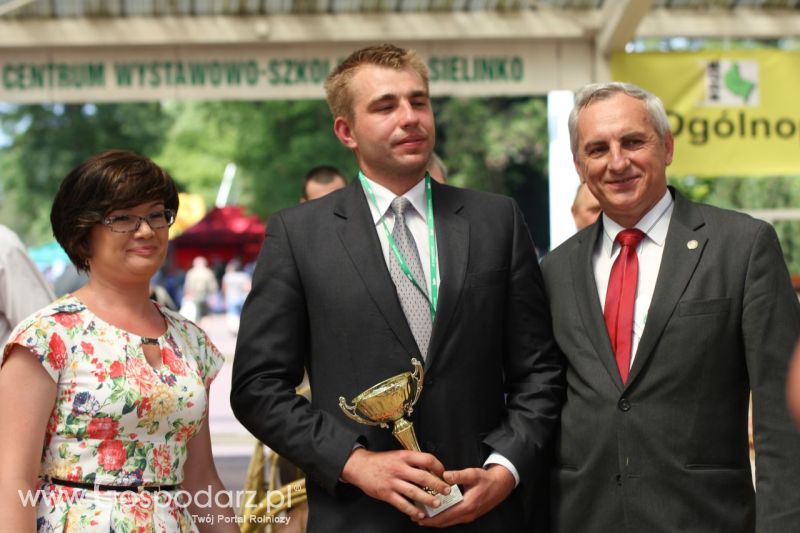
[420,484,464,517]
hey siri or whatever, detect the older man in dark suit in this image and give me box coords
[231,43,563,532]
[541,82,800,533]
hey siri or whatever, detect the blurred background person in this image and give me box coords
[571,182,601,230]
[182,255,218,322]
[221,258,251,334]
[0,150,237,532]
[149,280,178,311]
[0,224,54,345]
[300,165,347,202]
[52,262,90,298]
[427,152,448,184]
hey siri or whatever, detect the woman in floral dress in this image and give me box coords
[0,151,238,532]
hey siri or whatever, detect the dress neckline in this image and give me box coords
[64,294,170,344]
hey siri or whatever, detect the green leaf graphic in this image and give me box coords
[724,63,755,103]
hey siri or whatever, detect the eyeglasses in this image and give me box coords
[101,209,176,233]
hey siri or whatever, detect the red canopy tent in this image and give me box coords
[171,205,266,270]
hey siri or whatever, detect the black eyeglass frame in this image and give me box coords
[100,209,177,234]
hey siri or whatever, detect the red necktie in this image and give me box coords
[604,229,646,384]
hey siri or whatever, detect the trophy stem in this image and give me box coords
[392,417,422,452]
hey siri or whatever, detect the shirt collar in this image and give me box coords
[601,189,674,258]
[360,173,428,226]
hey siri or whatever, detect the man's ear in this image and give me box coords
[664,132,675,167]
[573,156,584,180]
[333,117,357,149]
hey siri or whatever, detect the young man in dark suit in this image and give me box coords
[541,82,800,533]
[231,44,563,532]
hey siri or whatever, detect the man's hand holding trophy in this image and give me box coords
[339,358,464,518]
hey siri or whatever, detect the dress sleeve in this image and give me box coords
[2,313,63,383]
[196,330,224,388]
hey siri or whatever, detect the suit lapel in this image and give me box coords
[335,182,420,358]
[627,190,707,386]
[570,220,625,391]
[426,184,468,369]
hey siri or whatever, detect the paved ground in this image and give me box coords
[214,455,251,494]
[199,313,259,493]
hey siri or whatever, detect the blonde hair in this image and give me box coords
[324,43,429,123]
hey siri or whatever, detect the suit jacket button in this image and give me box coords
[618,398,631,412]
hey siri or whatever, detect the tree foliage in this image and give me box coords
[435,96,550,246]
[2,96,552,247]
[5,97,800,274]
[155,100,357,218]
[435,97,548,193]
[155,102,238,204]
[671,175,800,276]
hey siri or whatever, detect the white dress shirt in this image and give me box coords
[360,175,520,486]
[361,176,439,290]
[593,190,674,366]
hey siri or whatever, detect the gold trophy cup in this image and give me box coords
[339,358,463,517]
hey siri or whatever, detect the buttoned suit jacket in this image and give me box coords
[540,188,800,533]
[231,180,563,532]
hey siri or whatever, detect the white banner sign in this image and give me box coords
[0,41,592,102]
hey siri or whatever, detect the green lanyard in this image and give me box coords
[359,171,439,319]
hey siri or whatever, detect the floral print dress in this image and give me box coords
[2,295,224,533]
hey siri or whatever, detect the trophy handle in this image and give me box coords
[407,358,424,415]
[339,396,382,427]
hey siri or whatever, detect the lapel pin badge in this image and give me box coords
[687,240,699,250]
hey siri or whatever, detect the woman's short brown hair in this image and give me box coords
[50,150,179,272]
[323,43,429,124]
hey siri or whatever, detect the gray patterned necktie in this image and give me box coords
[388,196,432,359]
